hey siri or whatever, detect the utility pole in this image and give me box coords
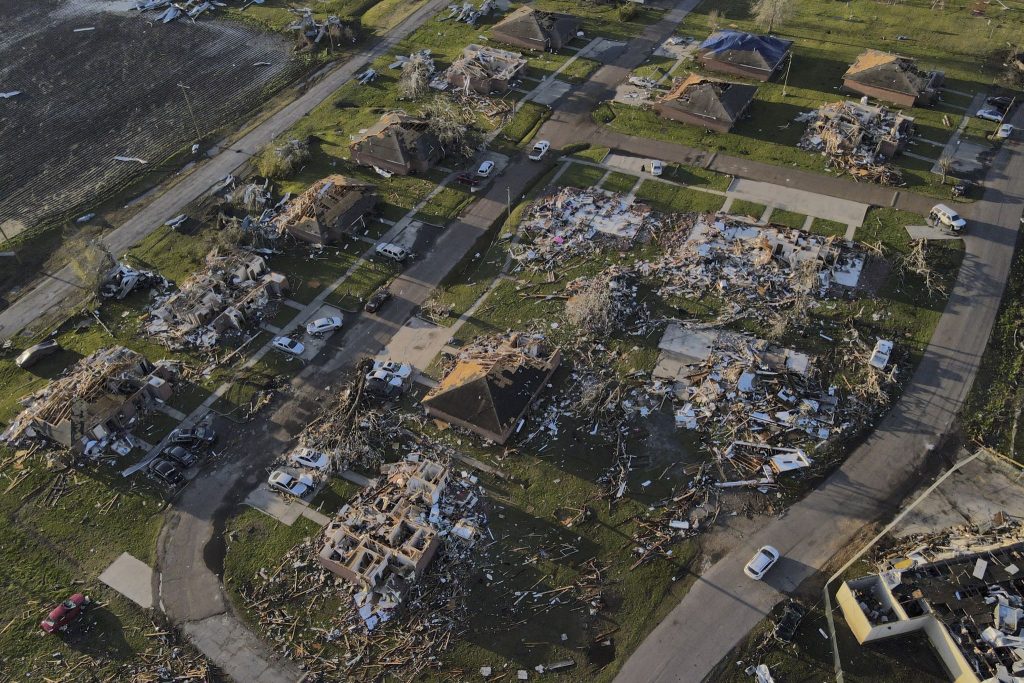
[782,52,793,97]
[177,83,202,143]
[506,186,511,223]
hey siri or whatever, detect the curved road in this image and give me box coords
[614,109,1024,682]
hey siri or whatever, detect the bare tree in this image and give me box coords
[255,138,310,179]
[421,97,480,159]
[566,275,618,334]
[898,239,946,298]
[938,154,954,184]
[707,9,723,32]
[61,237,116,297]
[399,54,433,100]
[752,0,793,33]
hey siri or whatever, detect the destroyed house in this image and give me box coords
[842,49,943,108]
[146,249,288,349]
[838,541,1024,683]
[799,100,914,161]
[349,112,443,176]
[3,346,175,453]
[445,44,527,96]
[489,6,580,52]
[698,30,792,82]
[317,459,449,590]
[273,175,377,245]
[654,74,757,133]
[422,337,561,444]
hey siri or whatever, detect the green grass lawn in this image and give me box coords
[601,171,640,194]
[768,208,808,229]
[325,257,399,310]
[572,145,611,163]
[502,102,551,145]
[729,199,767,219]
[556,162,607,189]
[635,180,725,214]
[559,57,602,84]
[415,185,474,224]
[661,163,732,191]
[810,217,850,238]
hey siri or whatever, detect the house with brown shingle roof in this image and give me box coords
[653,74,757,133]
[273,175,377,245]
[490,6,579,52]
[842,49,943,108]
[349,111,443,176]
[422,336,560,444]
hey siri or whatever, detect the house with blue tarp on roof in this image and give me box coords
[697,30,793,82]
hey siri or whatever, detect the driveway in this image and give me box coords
[614,106,1024,683]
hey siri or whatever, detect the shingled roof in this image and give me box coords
[843,50,932,98]
[349,111,441,175]
[659,74,758,127]
[490,6,579,52]
[699,30,792,74]
[422,342,560,443]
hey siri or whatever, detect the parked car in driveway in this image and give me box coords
[364,370,404,399]
[375,243,409,262]
[149,458,184,487]
[528,140,550,161]
[976,108,1003,122]
[162,445,195,468]
[16,339,61,369]
[288,447,330,472]
[371,360,412,379]
[987,95,1014,112]
[169,425,217,448]
[271,336,305,356]
[364,288,391,313]
[650,160,664,176]
[997,123,1014,140]
[306,316,343,336]
[40,594,90,634]
[744,545,781,580]
[477,160,495,178]
[268,470,314,497]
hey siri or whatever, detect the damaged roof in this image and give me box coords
[843,49,933,97]
[659,74,758,125]
[422,342,560,443]
[490,6,579,51]
[699,30,792,73]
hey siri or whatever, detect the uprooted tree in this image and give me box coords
[898,238,947,298]
[398,54,433,100]
[752,0,793,33]
[421,97,481,159]
[60,237,116,297]
[254,138,310,179]
[566,276,617,334]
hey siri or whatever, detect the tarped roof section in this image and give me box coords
[699,30,792,72]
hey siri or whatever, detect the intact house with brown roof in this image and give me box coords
[653,74,758,133]
[349,111,443,176]
[422,335,560,444]
[273,175,377,245]
[697,30,792,82]
[445,44,527,96]
[490,6,579,52]
[842,49,943,108]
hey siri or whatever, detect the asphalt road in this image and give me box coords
[614,108,1024,683]
[0,0,450,342]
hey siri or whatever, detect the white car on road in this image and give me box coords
[271,336,305,356]
[477,160,495,177]
[268,470,314,497]
[528,140,550,161]
[371,360,413,379]
[288,447,330,472]
[306,316,343,336]
[744,545,780,580]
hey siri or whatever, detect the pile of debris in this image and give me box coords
[2,346,178,456]
[444,44,526,96]
[796,100,911,185]
[288,10,357,51]
[240,456,488,680]
[652,324,846,482]
[100,263,168,301]
[564,266,640,335]
[511,188,664,270]
[271,175,377,245]
[442,0,501,26]
[133,0,257,23]
[145,247,288,349]
[643,218,864,316]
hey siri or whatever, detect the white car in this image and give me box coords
[372,360,413,379]
[997,123,1014,139]
[744,545,781,580]
[306,316,343,336]
[650,160,664,176]
[271,336,305,356]
[976,108,1003,122]
[288,447,330,472]
[365,369,403,389]
[477,160,495,178]
[268,470,314,497]
[528,140,550,161]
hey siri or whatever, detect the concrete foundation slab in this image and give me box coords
[99,552,155,609]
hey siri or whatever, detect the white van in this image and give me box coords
[375,242,409,262]
[927,204,966,233]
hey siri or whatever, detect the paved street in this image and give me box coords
[615,107,1024,683]
[0,0,450,342]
